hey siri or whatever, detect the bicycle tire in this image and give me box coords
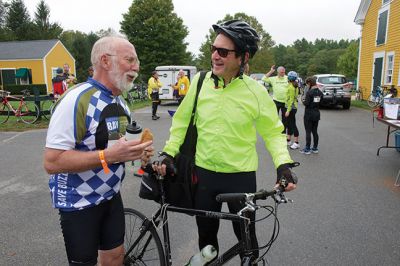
[0,102,10,124]
[124,208,165,266]
[19,101,39,124]
[41,99,54,120]
[367,93,380,108]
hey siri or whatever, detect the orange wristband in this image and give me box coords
[98,150,110,174]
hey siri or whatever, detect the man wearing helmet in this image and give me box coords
[156,20,298,262]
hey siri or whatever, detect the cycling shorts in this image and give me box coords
[59,192,125,265]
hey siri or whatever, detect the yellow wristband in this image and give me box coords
[98,150,110,174]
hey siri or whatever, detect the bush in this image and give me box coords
[2,84,47,95]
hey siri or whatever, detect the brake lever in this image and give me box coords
[274,187,294,204]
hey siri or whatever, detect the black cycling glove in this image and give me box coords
[276,162,300,187]
[159,152,176,176]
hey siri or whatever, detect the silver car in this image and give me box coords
[302,74,352,109]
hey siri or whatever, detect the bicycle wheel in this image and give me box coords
[367,94,380,108]
[124,208,165,266]
[0,102,10,124]
[19,101,39,124]
[41,99,54,120]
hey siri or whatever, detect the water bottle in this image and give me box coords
[125,120,142,170]
[185,245,217,266]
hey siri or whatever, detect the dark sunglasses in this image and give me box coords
[211,45,236,58]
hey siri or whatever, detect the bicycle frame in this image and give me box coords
[125,177,272,266]
[3,95,26,116]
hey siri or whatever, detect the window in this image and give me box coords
[384,52,394,84]
[0,69,17,85]
[382,0,390,5]
[376,6,389,46]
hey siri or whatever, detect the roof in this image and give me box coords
[0,39,59,60]
[354,0,372,25]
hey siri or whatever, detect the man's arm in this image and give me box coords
[264,65,275,78]
[44,138,152,174]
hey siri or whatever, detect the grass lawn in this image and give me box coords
[351,99,372,110]
[0,99,151,132]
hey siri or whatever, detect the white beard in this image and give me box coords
[109,63,138,93]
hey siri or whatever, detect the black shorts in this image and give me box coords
[59,193,125,266]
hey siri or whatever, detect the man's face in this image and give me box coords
[277,67,285,77]
[211,34,241,82]
[63,64,69,73]
[108,41,140,94]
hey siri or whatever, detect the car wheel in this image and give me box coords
[342,101,351,110]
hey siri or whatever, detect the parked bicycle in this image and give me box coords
[124,171,292,265]
[367,86,388,108]
[126,84,148,104]
[353,87,364,101]
[0,89,40,124]
[40,94,58,120]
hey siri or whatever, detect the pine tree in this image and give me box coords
[5,0,33,40]
[33,0,62,39]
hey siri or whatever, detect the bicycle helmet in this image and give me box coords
[212,20,260,58]
[287,71,298,82]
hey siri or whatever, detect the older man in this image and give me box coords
[44,35,153,266]
[157,20,298,262]
[173,69,190,103]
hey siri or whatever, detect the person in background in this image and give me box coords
[51,67,67,98]
[173,69,190,104]
[285,71,300,149]
[148,70,162,120]
[44,35,153,266]
[262,65,288,135]
[155,20,298,262]
[301,76,323,154]
[88,66,94,79]
[244,63,250,75]
[63,63,78,88]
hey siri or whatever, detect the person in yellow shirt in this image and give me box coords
[173,69,190,104]
[148,71,162,120]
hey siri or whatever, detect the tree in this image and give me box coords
[120,0,191,81]
[5,0,34,40]
[60,30,99,82]
[337,40,359,79]
[197,12,275,72]
[32,0,62,39]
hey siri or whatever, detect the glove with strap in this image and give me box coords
[159,152,176,176]
[276,162,300,188]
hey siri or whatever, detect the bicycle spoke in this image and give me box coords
[19,101,39,124]
[0,103,10,124]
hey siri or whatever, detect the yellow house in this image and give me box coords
[0,39,75,93]
[354,0,400,99]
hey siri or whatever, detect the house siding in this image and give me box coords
[358,0,400,99]
[0,60,44,84]
[44,42,75,93]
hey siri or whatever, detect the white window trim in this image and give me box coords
[384,51,395,85]
[51,67,59,78]
[398,62,400,86]
[382,0,391,7]
[375,4,390,46]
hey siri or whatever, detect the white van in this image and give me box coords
[155,65,197,101]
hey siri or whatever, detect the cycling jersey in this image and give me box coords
[46,78,131,211]
[163,72,293,172]
[262,75,288,103]
[174,75,190,96]
[286,83,299,113]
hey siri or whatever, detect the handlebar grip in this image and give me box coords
[253,189,276,200]
[216,193,246,203]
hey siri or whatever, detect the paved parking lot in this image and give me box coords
[0,103,399,265]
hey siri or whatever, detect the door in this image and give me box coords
[373,57,383,91]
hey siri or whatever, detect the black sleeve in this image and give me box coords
[304,90,312,107]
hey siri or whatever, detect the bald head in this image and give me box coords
[90,35,134,68]
[277,66,285,77]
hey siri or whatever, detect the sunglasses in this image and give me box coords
[211,45,236,58]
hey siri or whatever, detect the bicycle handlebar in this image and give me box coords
[216,189,277,203]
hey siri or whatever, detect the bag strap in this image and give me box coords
[190,71,207,120]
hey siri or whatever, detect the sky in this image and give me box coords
[24,0,362,55]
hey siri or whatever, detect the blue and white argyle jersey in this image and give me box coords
[47,78,131,211]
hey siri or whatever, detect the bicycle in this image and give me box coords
[126,84,148,104]
[40,94,58,120]
[0,89,40,124]
[367,86,388,108]
[123,172,292,265]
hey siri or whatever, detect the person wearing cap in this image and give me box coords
[173,69,190,104]
[285,71,300,149]
[155,20,298,262]
[148,71,162,120]
[52,67,67,98]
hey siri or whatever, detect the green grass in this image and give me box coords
[351,99,372,110]
[0,99,151,132]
